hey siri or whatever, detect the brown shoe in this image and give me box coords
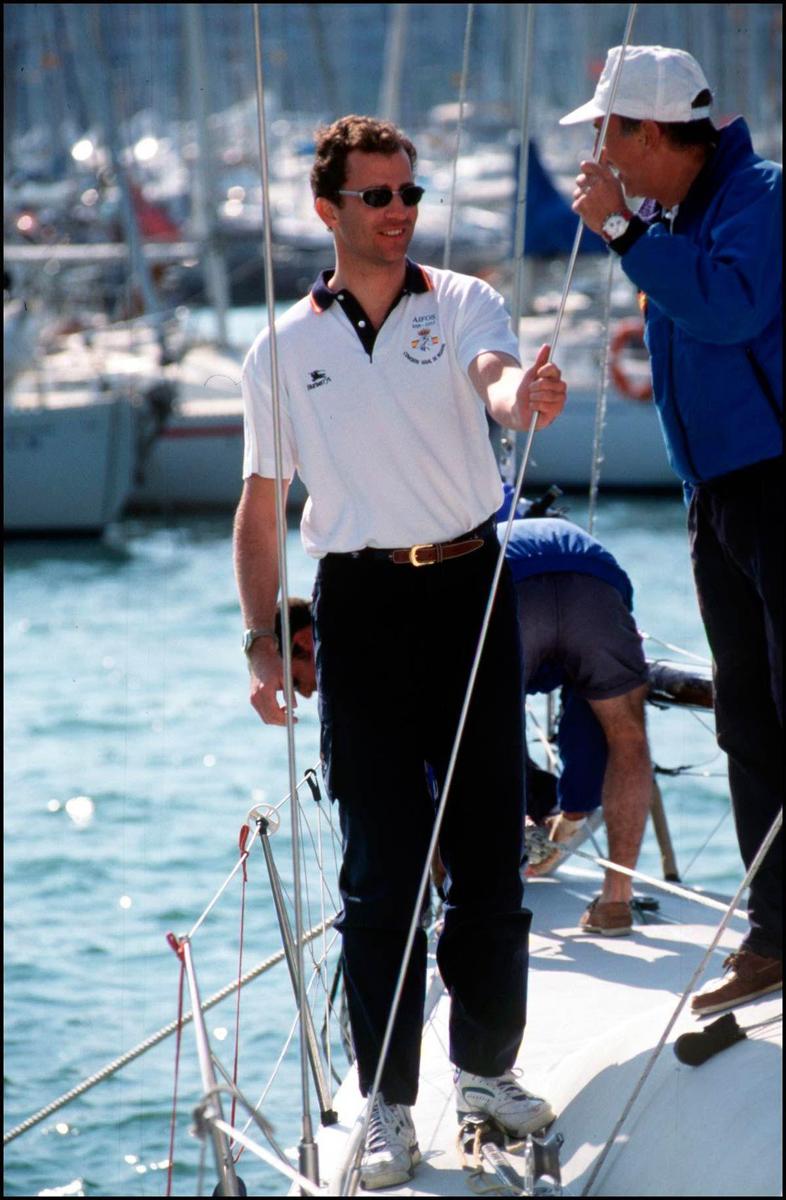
[691,950,782,1016]
[579,897,632,937]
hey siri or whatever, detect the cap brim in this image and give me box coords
[559,99,605,126]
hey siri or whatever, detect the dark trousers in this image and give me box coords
[313,532,530,1105]
[689,457,783,960]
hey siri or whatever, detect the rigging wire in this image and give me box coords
[641,631,712,664]
[340,8,641,1194]
[561,843,749,922]
[250,3,315,1178]
[681,805,733,880]
[3,916,337,1146]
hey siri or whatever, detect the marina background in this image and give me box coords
[4,4,782,313]
[4,3,782,1195]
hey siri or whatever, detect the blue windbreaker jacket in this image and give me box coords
[619,118,782,484]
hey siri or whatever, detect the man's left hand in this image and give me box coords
[572,158,627,235]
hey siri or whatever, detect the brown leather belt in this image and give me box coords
[344,518,495,567]
[389,537,485,566]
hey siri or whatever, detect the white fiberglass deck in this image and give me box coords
[313,861,782,1197]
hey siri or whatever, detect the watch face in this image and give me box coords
[603,213,629,240]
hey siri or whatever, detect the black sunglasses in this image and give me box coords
[337,184,425,208]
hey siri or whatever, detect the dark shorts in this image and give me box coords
[516,572,648,699]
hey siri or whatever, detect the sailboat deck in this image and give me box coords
[313,862,782,1196]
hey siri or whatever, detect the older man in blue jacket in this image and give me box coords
[564,45,782,1016]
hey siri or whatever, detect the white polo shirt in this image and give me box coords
[241,261,520,558]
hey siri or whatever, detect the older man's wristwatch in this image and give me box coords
[242,627,277,655]
[601,209,633,242]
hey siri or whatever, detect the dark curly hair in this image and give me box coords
[310,115,417,204]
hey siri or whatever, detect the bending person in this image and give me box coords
[507,517,652,937]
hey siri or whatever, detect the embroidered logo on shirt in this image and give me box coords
[404,314,445,365]
[306,369,332,391]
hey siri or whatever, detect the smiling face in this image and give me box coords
[315,147,418,270]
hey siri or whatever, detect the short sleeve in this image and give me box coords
[454,277,521,375]
[241,333,297,480]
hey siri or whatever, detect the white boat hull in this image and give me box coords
[522,386,676,489]
[4,395,135,534]
[128,384,676,516]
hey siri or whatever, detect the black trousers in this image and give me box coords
[313,531,530,1105]
[689,457,783,960]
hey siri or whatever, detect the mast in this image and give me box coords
[378,5,409,123]
[183,4,230,347]
[68,5,167,355]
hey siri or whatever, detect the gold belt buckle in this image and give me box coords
[408,543,435,567]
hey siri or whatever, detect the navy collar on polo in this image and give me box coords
[310,257,431,313]
[309,258,432,359]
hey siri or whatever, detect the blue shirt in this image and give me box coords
[501,517,633,610]
[500,517,630,812]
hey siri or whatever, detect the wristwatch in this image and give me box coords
[601,209,633,242]
[242,627,277,655]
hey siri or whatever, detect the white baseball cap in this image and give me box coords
[559,45,712,125]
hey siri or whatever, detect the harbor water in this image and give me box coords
[4,495,740,1197]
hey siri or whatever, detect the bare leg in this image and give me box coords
[587,685,652,904]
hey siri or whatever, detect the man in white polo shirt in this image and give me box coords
[234,115,566,1189]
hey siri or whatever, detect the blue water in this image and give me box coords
[4,497,740,1197]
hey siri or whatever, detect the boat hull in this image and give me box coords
[4,395,135,534]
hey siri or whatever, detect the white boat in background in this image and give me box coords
[129,282,678,516]
[2,286,676,537]
[517,305,676,490]
[4,393,135,536]
[128,339,247,511]
[3,319,140,537]
[3,314,159,535]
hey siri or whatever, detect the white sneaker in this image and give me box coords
[455,1068,555,1138]
[360,1096,421,1190]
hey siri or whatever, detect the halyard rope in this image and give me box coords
[581,804,783,1196]
[339,8,641,1195]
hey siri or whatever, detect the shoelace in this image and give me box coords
[366,1102,406,1152]
[492,1071,536,1101]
